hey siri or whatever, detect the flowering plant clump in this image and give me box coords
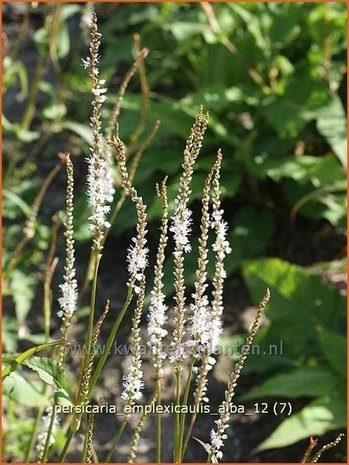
[4,9,345,465]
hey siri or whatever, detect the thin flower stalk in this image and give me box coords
[106,47,149,140]
[170,106,209,372]
[79,13,113,439]
[178,153,224,462]
[78,120,160,306]
[121,275,146,405]
[107,135,149,292]
[189,151,224,353]
[6,158,63,277]
[104,136,148,461]
[311,434,344,463]
[83,412,95,463]
[205,289,271,463]
[105,277,146,463]
[108,120,161,237]
[182,153,228,459]
[57,154,78,368]
[147,178,169,462]
[88,287,134,395]
[128,392,158,463]
[80,300,110,407]
[128,33,150,150]
[62,300,110,459]
[302,437,319,463]
[209,150,232,352]
[170,106,208,461]
[85,11,114,251]
[43,215,60,342]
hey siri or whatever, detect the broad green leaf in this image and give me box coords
[3,371,50,407]
[260,75,331,137]
[10,270,37,327]
[252,155,344,186]
[243,258,345,349]
[289,180,346,226]
[23,356,65,388]
[226,207,275,273]
[2,340,65,379]
[318,328,346,379]
[163,22,214,42]
[268,3,301,47]
[317,94,347,169]
[257,397,346,450]
[242,366,341,400]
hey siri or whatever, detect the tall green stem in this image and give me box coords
[177,357,195,462]
[58,429,74,462]
[156,377,162,463]
[104,419,127,463]
[57,287,133,461]
[23,384,48,462]
[40,405,57,463]
[174,370,182,462]
[88,285,133,394]
[84,250,100,367]
[21,52,46,131]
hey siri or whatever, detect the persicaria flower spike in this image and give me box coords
[107,136,148,291]
[58,154,78,322]
[205,289,270,462]
[189,153,225,354]
[121,276,146,407]
[85,11,115,250]
[171,107,209,371]
[147,179,169,374]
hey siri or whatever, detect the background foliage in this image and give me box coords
[3,2,346,461]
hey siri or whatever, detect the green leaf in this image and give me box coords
[242,366,341,400]
[23,356,64,388]
[226,207,275,273]
[243,258,345,349]
[257,397,346,450]
[317,94,347,169]
[54,389,74,408]
[253,155,344,186]
[2,317,18,352]
[2,340,65,379]
[15,127,40,143]
[289,180,346,226]
[260,75,331,137]
[59,121,92,145]
[163,22,214,42]
[318,328,346,379]
[61,4,81,20]
[10,270,37,327]
[2,189,32,219]
[3,371,50,407]
[43,102,67,120]
[56,22,70,59]
[268,3,301,47]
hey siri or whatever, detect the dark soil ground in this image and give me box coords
[3,4,346,464]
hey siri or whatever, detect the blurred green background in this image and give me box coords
[3,2,346,462]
